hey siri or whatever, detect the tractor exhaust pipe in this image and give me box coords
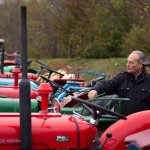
[19,6,32,150]
[0,39,5,74]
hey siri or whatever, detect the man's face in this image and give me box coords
[126,53,143,76]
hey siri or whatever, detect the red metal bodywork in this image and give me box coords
[100,110,150,150]
[0,113,97,149]
[125,128,150,149]
[0,73,38,80]
[52,78,86,86]
[0,86,37,98]
[0,68,38,98]
[3,60,17,66]
[0,63,38,80]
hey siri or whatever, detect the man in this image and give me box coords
[88,51,150,116]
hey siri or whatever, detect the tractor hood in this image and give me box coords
[0,112,97,149]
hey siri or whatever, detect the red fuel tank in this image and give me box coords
[0,112,97,149]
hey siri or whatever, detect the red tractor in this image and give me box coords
[0,112,97,149]
[99,110,150,150]
[0,81,99,150]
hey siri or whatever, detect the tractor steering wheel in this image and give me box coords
[40,75,73,95]
[34,59,64,77]
[72,97,126,120]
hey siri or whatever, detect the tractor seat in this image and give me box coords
[125,129,150,149]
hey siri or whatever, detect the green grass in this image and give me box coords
[31,57,127,80]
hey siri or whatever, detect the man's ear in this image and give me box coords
[139,63,143,69]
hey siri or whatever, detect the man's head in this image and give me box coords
[126,51,145,77]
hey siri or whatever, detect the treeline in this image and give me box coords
[0,0,150,58]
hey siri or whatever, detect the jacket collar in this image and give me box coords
[127,68,147,81]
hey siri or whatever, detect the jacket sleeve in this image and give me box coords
[91,72,125,95]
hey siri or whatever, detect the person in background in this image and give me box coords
[88,51,150,116]
[143,56,150,66]
[143,56,150,72]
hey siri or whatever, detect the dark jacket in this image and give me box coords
[91,69,150,116]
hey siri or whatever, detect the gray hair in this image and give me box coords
[131,51,145,63]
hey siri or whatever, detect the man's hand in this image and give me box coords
[88,90,98,100]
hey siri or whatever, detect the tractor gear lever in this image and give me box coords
[98,133,112,150]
